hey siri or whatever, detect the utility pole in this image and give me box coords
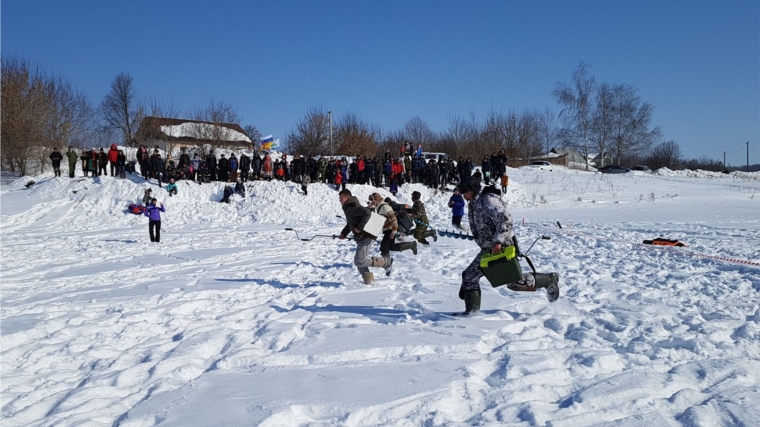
[724,151,726,169]
[747,141,750,172]
[329,111,333,157]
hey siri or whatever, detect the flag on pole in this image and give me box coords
[260,135,274,151]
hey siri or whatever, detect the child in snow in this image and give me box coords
[448,187,465,229]
[234,180,245,198]
[144,198,165,243]
[142,188,153,206]
[166,179,178,197]
[220,185,234,203]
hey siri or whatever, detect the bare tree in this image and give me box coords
[647,140,682,170]
[537,108,558,155]
[243,125,262,151]
[286,106,331,157]
[441,111,480,159]
[146,96,180,118]
[590,82,615,167]
[553,61,596,169]
[100,72,142,147]
[404,116,436,148]
[335,111,379,156]
[379,129,405,157]
[609,84,661,163]
[2,56,93,175]
[187,99,244,153]
[481,109,505,158]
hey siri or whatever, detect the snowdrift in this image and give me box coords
[2,168,759,427]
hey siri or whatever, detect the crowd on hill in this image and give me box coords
[51,142,512,194]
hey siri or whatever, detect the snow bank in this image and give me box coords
[2,166,759,427]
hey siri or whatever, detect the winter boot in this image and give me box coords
[534,273,560,302]
[419,239,430,246]
[397,241,418,255]
[384,257,394,276]
[458,290,481,315]
[422,229,437,242]
[361,272,375,285]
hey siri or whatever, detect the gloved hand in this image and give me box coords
[395,232,402,239]
[339,235,346,240]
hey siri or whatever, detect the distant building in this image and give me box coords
[550,148,586,165]
[591,152,614,167]
[135,116,252,152]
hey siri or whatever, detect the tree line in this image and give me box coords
[2,56,745,176]
[1,56,262,175]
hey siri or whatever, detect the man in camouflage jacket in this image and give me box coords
[456,178,559,315]
[409,191,437,245]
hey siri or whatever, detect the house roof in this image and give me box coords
[551,148,586,162]
[138,116,252,144]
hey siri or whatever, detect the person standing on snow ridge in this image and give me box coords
[301,173,310,195]
[108,144,119,176]
[49,147,63,177]
[98,148,109,176]
[144,198,165,243]
[117,150,127,179]
[455,177,559,316]
[66,147,78,178]
[338,189,393,284]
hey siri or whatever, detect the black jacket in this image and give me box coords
[340,196,371,238]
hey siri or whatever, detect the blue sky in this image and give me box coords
[3,0,758,165]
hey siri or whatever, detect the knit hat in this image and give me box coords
[456,176,481,196]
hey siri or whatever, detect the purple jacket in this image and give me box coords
[144,203,165,221]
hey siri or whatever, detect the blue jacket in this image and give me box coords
[449,194,465,217]
[166,183,177,192]
[144,203,165,221]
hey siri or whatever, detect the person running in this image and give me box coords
[338,189,393,285]
[369,193,417,257]
[144,198,165,243]
[455,177,559,316]
[409,191,437,245]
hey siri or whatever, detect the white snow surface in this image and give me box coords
[160,123,252,143]
[2,166,759,427]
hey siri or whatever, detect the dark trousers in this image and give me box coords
[69,165,76,178]
[110,162,117,177]
[452,215,462,229]
[149,220,161,242]
[380,230,393,257]
[99,164,107,176]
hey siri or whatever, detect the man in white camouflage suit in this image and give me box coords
[456,177,559,315]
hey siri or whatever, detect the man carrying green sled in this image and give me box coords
[455,177,560,316]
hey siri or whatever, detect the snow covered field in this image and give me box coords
[2,165,759,427]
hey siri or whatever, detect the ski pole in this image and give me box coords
[522,235,551,256]
[285,228,354,241]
